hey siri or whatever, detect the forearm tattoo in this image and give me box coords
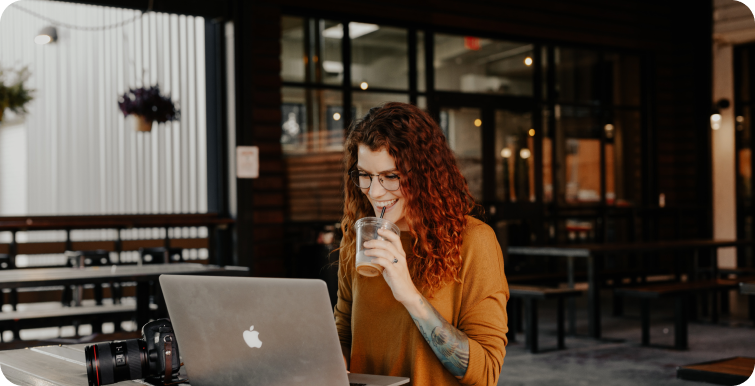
[410,295,469,379]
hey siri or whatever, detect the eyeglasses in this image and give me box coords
[348,169,401,191]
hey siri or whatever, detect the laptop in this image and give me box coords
[159,275,410,386]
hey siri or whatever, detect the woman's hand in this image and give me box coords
[363,228,421,304]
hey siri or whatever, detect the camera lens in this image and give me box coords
[85,339,147,386]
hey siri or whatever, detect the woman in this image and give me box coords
[334,102,509,386]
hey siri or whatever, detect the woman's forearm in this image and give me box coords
[404,293,469,379]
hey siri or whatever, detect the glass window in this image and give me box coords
[351,24,408,90]
[281,16,305,83]
[281,87,344,154]
[319,20,343,86]
[416,96,427,111]
[417,31,426,92]
[607,110,642,206]
[607,54,641,107]
[440,107,482,200]
[495,110,534,202]
[542,108,553,202]
[352,92,409,119]
[556,105,602,204]
[434,34,533,95]
[555,48,600,105]
[281,18,342,85]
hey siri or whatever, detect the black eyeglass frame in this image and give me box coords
[348,169,402,191]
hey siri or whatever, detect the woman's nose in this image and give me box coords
[369,176,387,198]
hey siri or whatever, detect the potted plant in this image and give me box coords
[0,67,33,124]
[118,85,179,132]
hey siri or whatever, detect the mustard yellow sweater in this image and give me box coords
[334,217,509,386]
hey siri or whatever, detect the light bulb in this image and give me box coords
[711,113,722,130]
[524,57,533,66]
[333,112,341,121]
[501,148,512,158]
[528,129,535,136]
[520,148,531,159]
[360,82,369,90]
[35,35,52,45]
[474,119,482,127]
[35,26,57,45]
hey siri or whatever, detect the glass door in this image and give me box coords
[435,93,541,246]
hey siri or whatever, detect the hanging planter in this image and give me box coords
[118,85,179,132]
[134,114,153,132]
[0,67,34,124]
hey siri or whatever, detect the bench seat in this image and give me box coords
[615,279,739,349]
[0,303,136,341]
[677,356,755,385]
[508,285,583,354]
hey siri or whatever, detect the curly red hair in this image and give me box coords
[340,102,478,295]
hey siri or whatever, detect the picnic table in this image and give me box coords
[507,239,754,339]
[0,263,249,328]
[0,343,170,385]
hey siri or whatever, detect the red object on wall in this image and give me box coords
[464,36,481,50]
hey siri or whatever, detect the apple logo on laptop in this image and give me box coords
[243,326,262,348]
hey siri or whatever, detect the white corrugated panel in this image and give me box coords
[0,119,27,215]
[0,0,208,215]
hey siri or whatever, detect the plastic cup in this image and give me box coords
[354,217,401,277]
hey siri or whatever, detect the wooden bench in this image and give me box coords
[507,285,583,354]
[677,357,755,385]
[0,303,137,341]
[615,279,739,349]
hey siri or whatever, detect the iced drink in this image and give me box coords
[354,217,400,277]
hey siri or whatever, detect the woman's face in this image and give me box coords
[356,144,408,231]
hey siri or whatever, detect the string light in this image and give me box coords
[35,26,57,45]
[12,2,150,31]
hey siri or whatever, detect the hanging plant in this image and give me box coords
[118,85,179,132]
[0,66,34,124]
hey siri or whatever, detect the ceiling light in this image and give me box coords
[524,57,533,66]
[333,112,341,121]
[322,61,344,74]
[528,129,535,136]
[474,119,482,127]
[737,116,745,123]
[35,26,58,45]
[520,148,531,159]
[322,23,379,39]
[360,81,369,90]
[501,148,512,158]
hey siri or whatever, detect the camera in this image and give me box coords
[84,319,183,386]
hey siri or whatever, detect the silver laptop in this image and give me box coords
[159,275,409,386]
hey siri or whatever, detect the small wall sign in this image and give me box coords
[236,146,259,179]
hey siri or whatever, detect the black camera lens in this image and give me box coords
[85,339,148,386]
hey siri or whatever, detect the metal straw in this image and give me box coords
[375,207,387,241]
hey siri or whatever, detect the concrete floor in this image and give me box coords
[498,291,755,386]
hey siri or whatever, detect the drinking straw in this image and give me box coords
[374,207,387,241]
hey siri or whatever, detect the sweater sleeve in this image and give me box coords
[456,220,510,386]
[333,243,354,347]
